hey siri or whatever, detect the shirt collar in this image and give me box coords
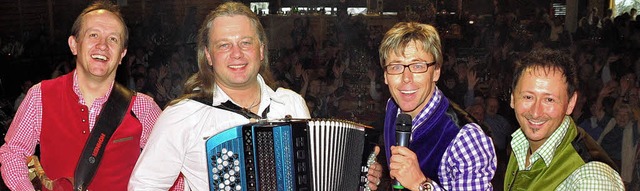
[396,87,442,131]
[511,116,571,169]
[72,70,113,105]
[212,74,278,112]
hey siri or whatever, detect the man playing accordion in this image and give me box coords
[129,2,310,190]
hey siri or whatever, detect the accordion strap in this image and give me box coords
[73,83,134,191]
[192,97,269,119]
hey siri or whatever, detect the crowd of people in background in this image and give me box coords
[0,2,640,190]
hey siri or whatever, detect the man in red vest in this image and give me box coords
[0,1,164,190]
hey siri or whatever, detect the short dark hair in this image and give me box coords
[70,0,129,48]
[511,48,579,98]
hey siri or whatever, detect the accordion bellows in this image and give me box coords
[205,118,371,191]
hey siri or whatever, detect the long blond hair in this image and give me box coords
[168,2,275,106]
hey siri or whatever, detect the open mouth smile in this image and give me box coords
[400,90,417,94]
[91,54,108,61]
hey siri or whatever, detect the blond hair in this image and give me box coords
[378,22,443,69]
[169,2,275,106]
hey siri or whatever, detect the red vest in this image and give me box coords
[40,72,142,190]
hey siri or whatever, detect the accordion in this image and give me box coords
[205,118,375,191]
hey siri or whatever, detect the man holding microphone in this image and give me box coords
[366,22,496,191]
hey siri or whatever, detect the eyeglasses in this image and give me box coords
[384,62,436,75]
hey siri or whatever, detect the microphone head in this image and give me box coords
[395,114,412,132]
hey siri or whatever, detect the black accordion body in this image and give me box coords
[205,118,374,191]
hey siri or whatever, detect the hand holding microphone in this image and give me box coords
[392,114,412,190]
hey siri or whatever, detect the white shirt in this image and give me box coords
[128,76,310,191]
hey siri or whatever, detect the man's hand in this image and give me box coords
[367,146,382,190]
[389,146,427,191]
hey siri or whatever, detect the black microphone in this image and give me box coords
[392,113,412,190]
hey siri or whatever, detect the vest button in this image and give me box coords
[82,119,86,123]
[81,108,85,112]
[82,130,86,134]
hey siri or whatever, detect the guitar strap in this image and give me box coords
[73,83,134,191]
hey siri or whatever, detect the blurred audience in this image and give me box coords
[0,3,640,190]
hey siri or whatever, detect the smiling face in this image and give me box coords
[69,10,127,81]
[384,41,440,118]
[510,66,577,150]
[205,15,264,90]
